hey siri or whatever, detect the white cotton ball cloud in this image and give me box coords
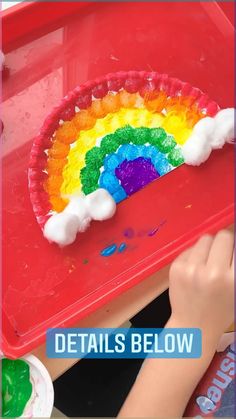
[193,117,215,138]
[180,133,212,166]
[182,108,235,166]
[44,189,116,246]
[213,108,235,148]
[64,196,91,232]
[85,188,116,221]
[44,213,81,247]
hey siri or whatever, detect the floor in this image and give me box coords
[54,350,143,417]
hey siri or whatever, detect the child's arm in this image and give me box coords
[118,230,234,418]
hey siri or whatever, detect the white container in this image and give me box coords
[1,354,54,418]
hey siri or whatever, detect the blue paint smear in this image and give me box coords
[118,243,127,253]
[100,244,117,257]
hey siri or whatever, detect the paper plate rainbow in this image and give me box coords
[28,71,219,229]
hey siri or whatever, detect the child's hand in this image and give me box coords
[169,230,234,344]
[119,230,234,418]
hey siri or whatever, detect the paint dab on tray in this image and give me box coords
[100,242,127,257]
[123,228,135,239]
[118,243,127,253]
[148,227,159,237]
[100,244,117,257]
[148,220,167,237]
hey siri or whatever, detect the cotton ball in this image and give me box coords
[44,212,81,246]
[64,195,91,231]
[182,133,212,166]
[77,216,91,233]
[64,196,87,216]
[85,188,116,221]
[212,118,234,148]
[212,108,235,148]
[193,116,215,139]
[182,117,214,165]
[182,107,235,167]
[215,108,235,122]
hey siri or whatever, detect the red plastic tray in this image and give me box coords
[1,1,234,358]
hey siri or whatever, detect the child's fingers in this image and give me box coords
[188,235,213,264]
[207,230,234,270]
[174,246,192,263]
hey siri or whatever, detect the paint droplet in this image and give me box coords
[148,227,159,237]
[147,220,167,237]
[118,243,127,253]
[83,259,89,264]
[124,228,135,239]
[100,244,117,257]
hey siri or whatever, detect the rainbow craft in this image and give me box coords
[29,71,219,230]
